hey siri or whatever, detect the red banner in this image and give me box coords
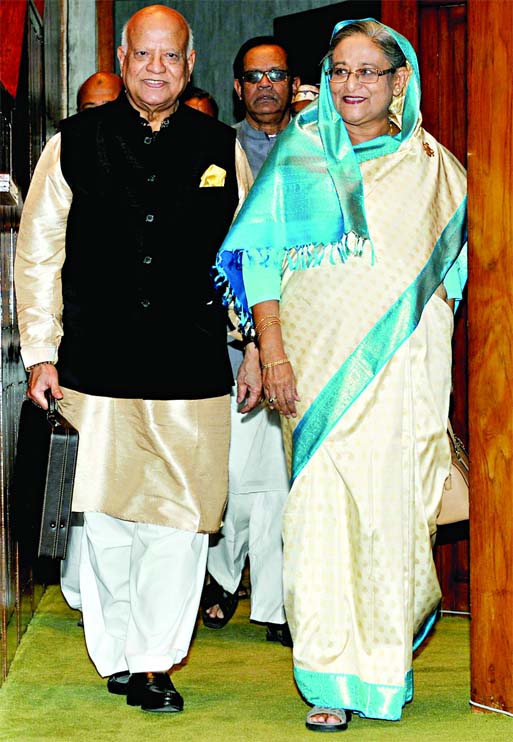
[0,0,45,99]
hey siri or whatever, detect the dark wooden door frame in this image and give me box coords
[96,0,115,72]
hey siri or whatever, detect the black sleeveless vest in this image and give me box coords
[58,95,239,399]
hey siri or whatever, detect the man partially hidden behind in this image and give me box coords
[182,84,219,118]
[76,71,123,111]
[202,36,299,647]
[15,4,253,715]
[290,82,320,115]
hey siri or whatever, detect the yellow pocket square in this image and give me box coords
[199,164,226,187]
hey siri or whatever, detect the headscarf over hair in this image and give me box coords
[214,19,457,328]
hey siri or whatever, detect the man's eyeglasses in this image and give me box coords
[240,69,291,84]
[326,66,396,84]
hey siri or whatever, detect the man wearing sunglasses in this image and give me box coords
[232,35,300,174]
[202,37,299,646]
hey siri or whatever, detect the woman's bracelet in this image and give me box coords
[256,319,281,338]
[255,314,281,334]
[261,357,290,370]
[26,361,54,372]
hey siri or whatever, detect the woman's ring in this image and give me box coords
[268,397,276,404]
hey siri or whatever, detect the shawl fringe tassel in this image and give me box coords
[214,231,374,333]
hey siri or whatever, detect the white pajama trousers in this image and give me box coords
[207,489,288,623]
[207,388,290,624]
[79,512,207,677]
[60,524,82,611]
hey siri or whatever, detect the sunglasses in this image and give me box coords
[240,69,291,84]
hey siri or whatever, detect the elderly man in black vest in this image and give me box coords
[14,4,253,715]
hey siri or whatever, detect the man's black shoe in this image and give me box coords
[126,671,184,713]
[266,621,293,647]
[107,670,130,695]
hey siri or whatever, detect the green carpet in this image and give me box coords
[0,586,511,741]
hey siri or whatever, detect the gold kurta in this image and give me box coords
[15,133,253,532]
[59,388,230,532]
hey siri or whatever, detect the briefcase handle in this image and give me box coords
[44,389,59,426]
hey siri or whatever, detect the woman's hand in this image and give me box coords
[262,361,300,418]
[252,299,301,418]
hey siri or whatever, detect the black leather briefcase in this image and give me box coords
[13,390,79,559]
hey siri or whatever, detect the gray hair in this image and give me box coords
[120,17,194,57]
[328,20,406,69]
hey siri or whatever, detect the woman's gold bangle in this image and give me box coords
[256,319,281,338]
[255,314,281,334]
[261,357,290,370]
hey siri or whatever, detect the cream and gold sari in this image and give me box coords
[279,124,465,717]
[215,20,467,720]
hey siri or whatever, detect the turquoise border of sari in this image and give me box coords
[295,666,414,721]
[294,608,439,720]
[291,198,467,484]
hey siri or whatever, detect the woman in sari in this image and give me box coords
[215,19,467,732]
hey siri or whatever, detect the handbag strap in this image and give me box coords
[447,418,470,473]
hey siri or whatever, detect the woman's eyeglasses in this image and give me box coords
[326,66,396,84]
[240,69,291,84]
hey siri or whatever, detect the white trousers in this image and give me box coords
[79,512,207,677]
[60,524,82,611]
[207,388,289,624]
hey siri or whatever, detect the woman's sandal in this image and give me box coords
[305,707,351,733]
[201,576,239,629]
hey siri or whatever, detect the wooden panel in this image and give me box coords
[420,5,467,165]
[414,2,470,614]
[419,6,440,136]
[96,0,115,72]
[467,0,513,715]
[380,0,418,49]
